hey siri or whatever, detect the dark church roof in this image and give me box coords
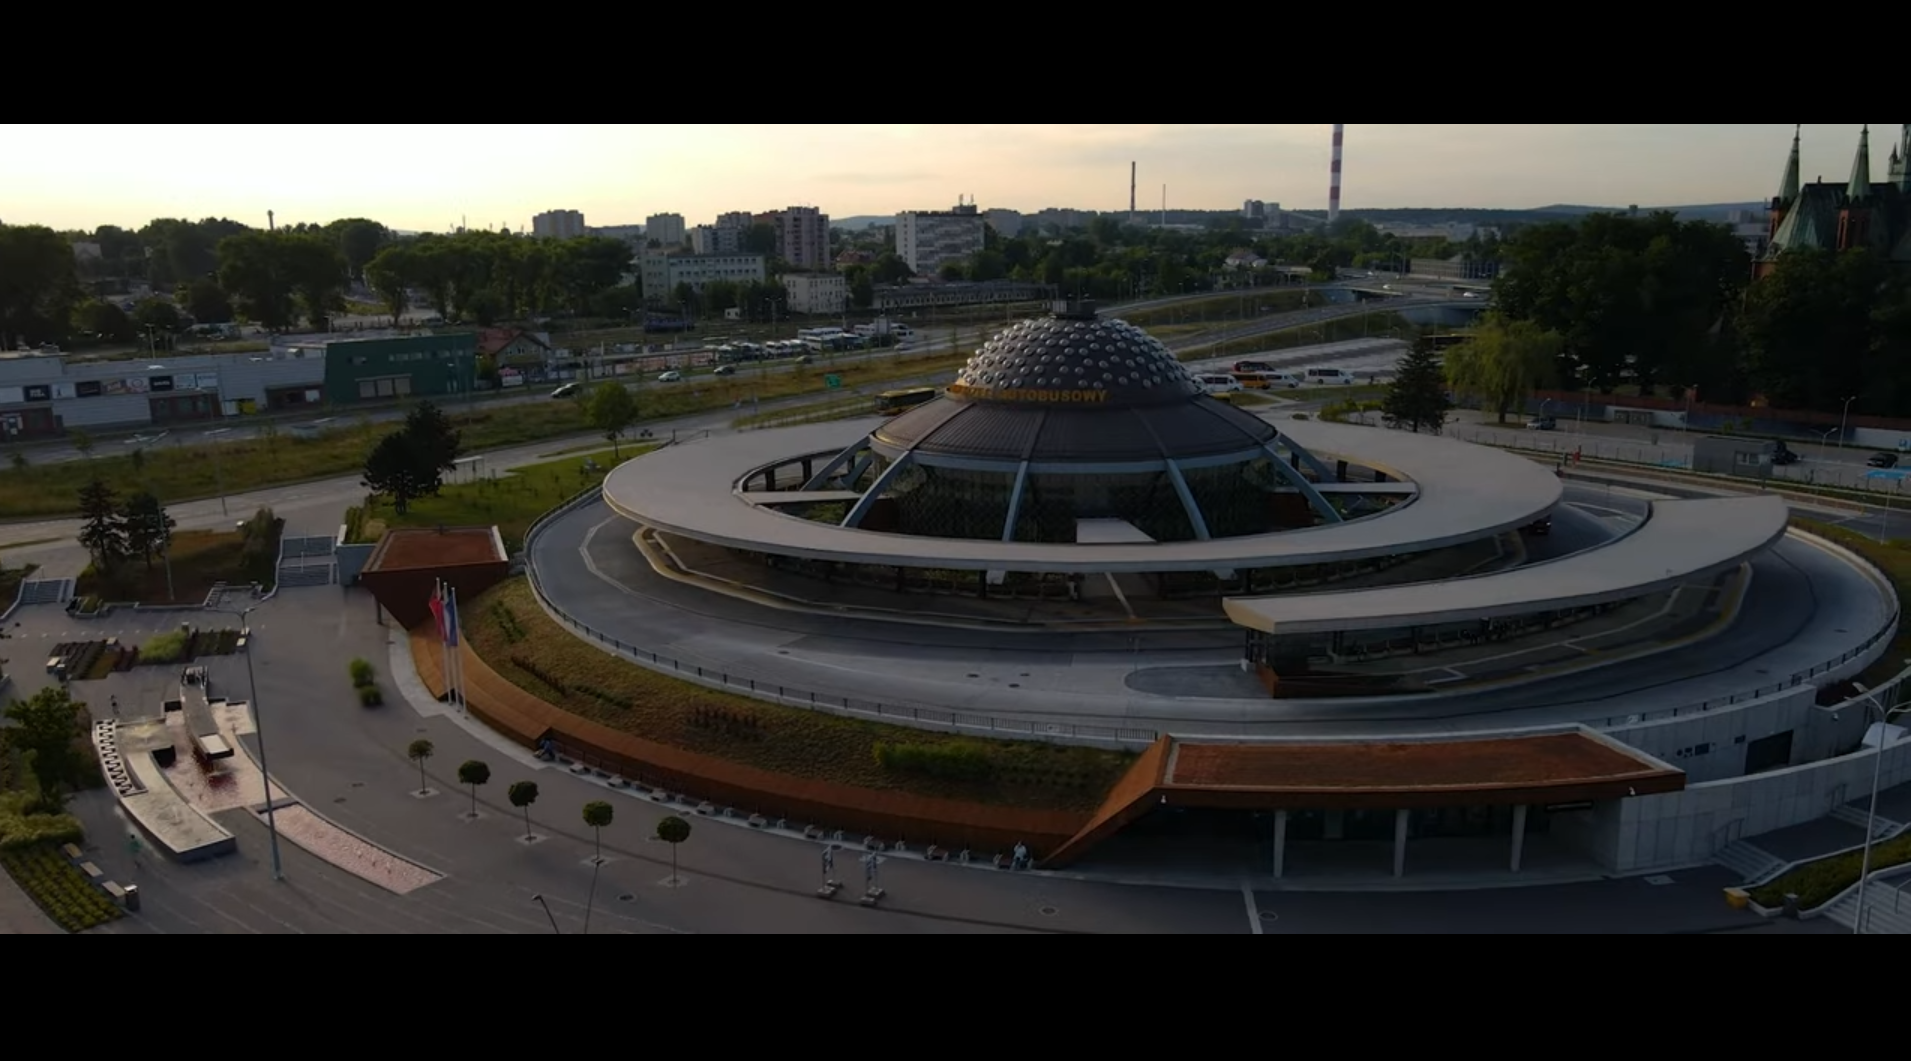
[873,306,1278,465]
[1767,124,1911,264]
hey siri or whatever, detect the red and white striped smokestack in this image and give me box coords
[1329,124,1345,226]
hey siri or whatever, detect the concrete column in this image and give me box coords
[1393,809,1411,879]
[1273,811,1289,880]
[1510,805,1530,874]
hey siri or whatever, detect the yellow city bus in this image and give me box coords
[877,387,938,416]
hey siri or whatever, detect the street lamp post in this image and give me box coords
[531,894,561,934]
[1852,668,1910,935]
[214,605,282,881]
[1840,396,1859,452]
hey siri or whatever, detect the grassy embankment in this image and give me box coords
[469,579,1133,813]
[346,448,647,553]
[1753,835,1911,913]
[0,352,970,521]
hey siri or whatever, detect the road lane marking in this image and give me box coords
[1242,884,1264,935]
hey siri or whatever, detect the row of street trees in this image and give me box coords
[405,740,692,932]
[365,230,635,326]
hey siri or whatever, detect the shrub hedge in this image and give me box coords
[874,741,997,782]
[0,844,122,932]
[140,630,190,666]
[0,792,84,853]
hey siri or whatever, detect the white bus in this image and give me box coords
[1305,368,1358,386]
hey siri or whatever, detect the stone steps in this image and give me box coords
[1716,840,1787,886]
[1826,889,1911,935]
[16,579,74,606]
[1830,804,1905,840]
[276,564,336,588]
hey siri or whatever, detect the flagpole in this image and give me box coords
[449,587,465,709]
[438,579,453,705]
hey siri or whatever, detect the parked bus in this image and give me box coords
[877,388,939,416]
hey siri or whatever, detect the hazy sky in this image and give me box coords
[2,124,1903,233]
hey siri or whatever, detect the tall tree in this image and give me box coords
[0,224,85,349]
[457,760,491,819]
[585,384,639,458]
[1382,338,1453,434]
[406,739,435,796]
[365,245,413,325]
[4,686,91,809]
[1739,247,1911,415]
[1445,317,1561,423]
[77,479,127,577]
[216,230,348,330]
[120,491,174,570]
[507,781,540,841]
[326,218,391,282]
[361,402,463,515]
[178,278,234,324]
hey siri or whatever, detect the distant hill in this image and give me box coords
[833,215,895,231]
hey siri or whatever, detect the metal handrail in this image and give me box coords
[523,488,1900,746]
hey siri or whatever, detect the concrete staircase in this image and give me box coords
[1824,886,1911,935]
[14,579,74,607]
[276,563,335,589]
[1716,840,1788,886]
[1831,804,1906,841]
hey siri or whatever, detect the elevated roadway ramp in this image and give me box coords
[1224,496,1789,636]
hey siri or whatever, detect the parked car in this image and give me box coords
[1868,452,1900,470]
[1526,416,1557,432]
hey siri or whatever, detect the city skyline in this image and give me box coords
[2,123,1900,232]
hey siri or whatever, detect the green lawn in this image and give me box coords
[1121,291,1310,330]
[350,448,650,553]
[470,578,1133,812]
[0,352,973,521]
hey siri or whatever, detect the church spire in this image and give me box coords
[1899,123,1911,191]
[1778,124,1802,205]
[1847,124,1873,202]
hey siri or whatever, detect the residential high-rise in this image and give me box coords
[532,210,586,239]
[1329,125,1345,226]
[773,206,831,271]
[896,203,986,277]
[646,213,687,247]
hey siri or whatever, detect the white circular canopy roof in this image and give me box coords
[602,418,1565,575]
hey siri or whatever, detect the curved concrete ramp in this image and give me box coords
[1224,496,1789,636]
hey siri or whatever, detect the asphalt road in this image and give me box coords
[524,480,1887,738]
[4,600,1796,936]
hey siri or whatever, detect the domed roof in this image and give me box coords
[948,312,1203,410]
[872,307,1278,466]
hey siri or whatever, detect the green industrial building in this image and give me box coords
[309,334,480,406]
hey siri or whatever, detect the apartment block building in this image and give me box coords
[532,210,586,239]
[896,204,986,276]
[641,252,767,302]
[773,206,831,270]
[784,273,848,316]
[646,213,687,247]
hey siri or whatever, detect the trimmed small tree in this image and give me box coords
[406,739,434,796]
[508,781,540,840]
[581,800,616,936]
[582,801,614,863]
[656,816,691,885]
[457,760,491,818]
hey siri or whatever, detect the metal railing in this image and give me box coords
[1448,422,1911,496]
[521,488,1159,750]
[1592,612,1899,730]
[520,478,1899,746]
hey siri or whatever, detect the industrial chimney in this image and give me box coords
[1328,125,1345,226]
[268,210,276,232]
[1130,162,1137,224]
